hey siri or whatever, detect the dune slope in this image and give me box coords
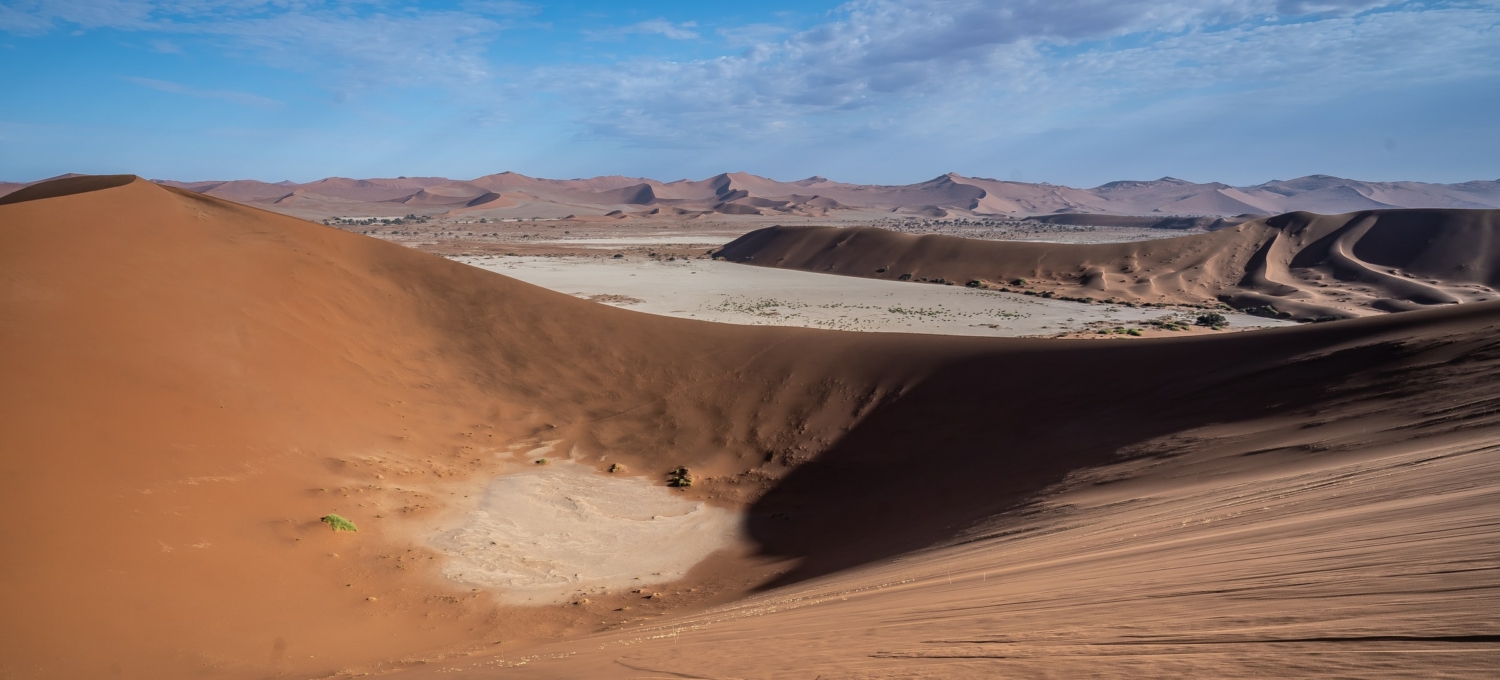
[715,210,1500,319]
[2,178,1499,678]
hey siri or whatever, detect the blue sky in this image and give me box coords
[1,0,1496,186]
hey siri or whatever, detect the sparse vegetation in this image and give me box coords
[608,463,623,473]
[535,458,549,465]
[1196,312,1228,327]
[321,514,358,532]
[667,466,692,488]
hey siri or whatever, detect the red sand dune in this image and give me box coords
[19,170,1480,221]
[3,177,1499,678]
[715,210,1500,319]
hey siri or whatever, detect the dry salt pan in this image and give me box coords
[430,460,739,604]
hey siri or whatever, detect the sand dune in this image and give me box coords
[3,176,1499,678]
[715,209,1500,319]
[15,170,1478,222]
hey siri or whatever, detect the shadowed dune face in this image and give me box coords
[715,209,1500,319]
[0,174,136,205]
[4,176,1500,679]
[747,309,1500,585]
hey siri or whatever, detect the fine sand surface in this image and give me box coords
[2,176,1498,679]
[457,254,1291,336]
[717,211,1500,320]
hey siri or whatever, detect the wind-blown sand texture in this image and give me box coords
[2,176,1498,679]
[715,210,1500,320]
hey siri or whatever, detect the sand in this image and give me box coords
[457,254,1292,336]
[717,212,1500,320]
[3,175,1498,679]
[133,171,1500,224]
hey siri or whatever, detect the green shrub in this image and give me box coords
[1126,328,1143,337]
[667,467,692,488]
[321,514,358,532]
[1196,312,1228,327]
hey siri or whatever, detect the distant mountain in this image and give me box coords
[8,171,1497,220]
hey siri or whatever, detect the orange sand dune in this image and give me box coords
[715,209,1500,319]
[3,177,1499,678]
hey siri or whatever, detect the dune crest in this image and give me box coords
[4,176,1500,678]
[5,170,1489,222]
[715,209,1500,319]
[0,173,136,205]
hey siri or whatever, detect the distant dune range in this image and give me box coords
[5,171,1499,221]
[3,176,1499,679]
[716,209,1500,320]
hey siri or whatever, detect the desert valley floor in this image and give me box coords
[1,176,1497,679]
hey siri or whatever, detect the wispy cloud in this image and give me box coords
[586,18,700,41]
[717,23,792,48]
[1,1,516,92]
[541,0,1496,146]
[122,75,283,110]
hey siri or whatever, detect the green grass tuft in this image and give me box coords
[321,514,358,532]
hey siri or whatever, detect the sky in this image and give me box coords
[1,0,1496,186]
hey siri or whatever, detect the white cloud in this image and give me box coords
[541,0,1496,147]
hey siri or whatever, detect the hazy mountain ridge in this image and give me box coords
[7,171,1498,221]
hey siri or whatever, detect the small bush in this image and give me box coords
[898,273,912,281]
[321,514,358,532]
[1012,278,1027,285]
[1196,312,1228,327]
[608,463,623,473]
[667,467,692,488]
[876,266,889,273]
[966,280,983,288]
[535,458,549,465]
[1126,328,1143,337]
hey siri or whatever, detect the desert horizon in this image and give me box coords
[7,170,1499,223]
[4,173,1498,679]
[4,1,1498,678]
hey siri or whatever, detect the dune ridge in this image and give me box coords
[714,209,1500,319]
[7,170,1493,221]
[3,176,1498,678]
